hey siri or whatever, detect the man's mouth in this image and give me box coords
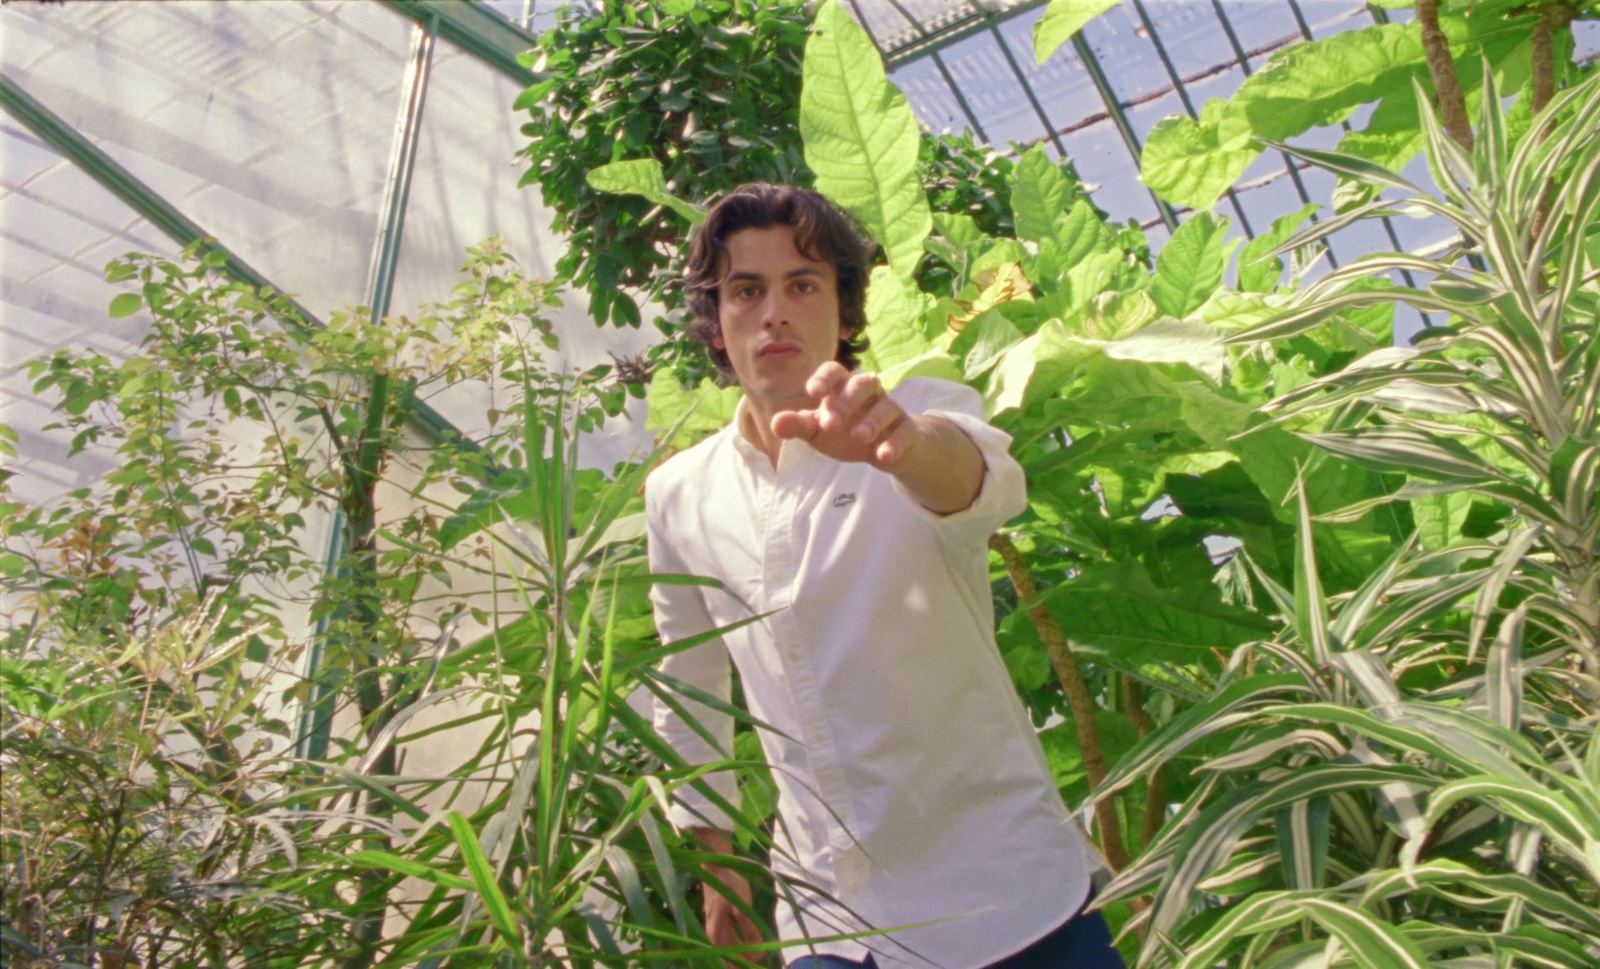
[758,342,801,359]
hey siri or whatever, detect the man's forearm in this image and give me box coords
[890,414,985,515]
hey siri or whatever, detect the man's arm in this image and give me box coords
[771,362,984,514]
[693,826,760,961]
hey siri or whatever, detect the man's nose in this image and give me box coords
[760,292,789,328]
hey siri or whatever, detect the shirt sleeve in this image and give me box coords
[888,377,1027,550]
[645,476,739,832]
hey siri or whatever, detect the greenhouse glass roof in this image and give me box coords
[3,0,1597,507]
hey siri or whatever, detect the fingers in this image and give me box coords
[851,395,905,445]
[873,415,920,465]
[771,408,821,441]
[819,372,887,435]
[705,892,761,968]
[805,360,851,400]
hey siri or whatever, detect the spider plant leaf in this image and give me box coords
[1473,61,1506,196]
[1275,794,1331,890]
[1152,765,1434,941]
[1484,601,1526,732]
[1091,674,1315,804]
[1292,467,1333,665]
[1417,777,1599,878]
[1172,891,1311,969]
[1259,139,1424,197]
[1298,897,1431,969]
[1466,526,1540,664]
[1412,77,1478,217]
[447,810,524,945]
[1298,427,1501,482]
[1330,536,1416,647]
[1356,861,1600,934]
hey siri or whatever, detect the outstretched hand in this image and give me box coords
[770,362,923,470]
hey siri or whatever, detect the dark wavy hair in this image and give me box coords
[683,183,873,381]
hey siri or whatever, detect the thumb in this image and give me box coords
[771,409,820,441]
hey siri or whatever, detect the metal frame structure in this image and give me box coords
[868,0,1428,260]
[297,15,441,762]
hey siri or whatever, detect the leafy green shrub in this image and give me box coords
[1,600,345,967]
[1089,62,1600,969]
[514,0,809,339]
[2,239,772,966]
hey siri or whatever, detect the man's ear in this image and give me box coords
[713,329,726,350]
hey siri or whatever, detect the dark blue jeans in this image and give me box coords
[786,899,1125,969]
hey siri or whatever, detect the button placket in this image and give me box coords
[769,445,856,854]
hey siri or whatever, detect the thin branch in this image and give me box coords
[990,533,1130,872]
[1417,0,1473,150]
[1530,2,1575,242]
[1122,676,1169,851]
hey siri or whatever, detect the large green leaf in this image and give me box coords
[1091,318,1227,383]
[1151,212,1233,319]
[801,1,931,279]
[985,320,1099,417]
[585,159,706,225]
[1045,560,1280,670]
[644,371,742,449]
[1139,98,1256,211]
[1032,0,1121,65]
[1010,144,1077,244]
[1140,13,1538,210]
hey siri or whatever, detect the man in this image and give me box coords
[646,184,1121,969]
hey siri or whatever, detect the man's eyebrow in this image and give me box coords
[721,267,825,284]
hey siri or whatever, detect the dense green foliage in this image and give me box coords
[1135,0,1599,212]
[1,246,750,967]
[514,0,809,344]
[631,1,1599,963]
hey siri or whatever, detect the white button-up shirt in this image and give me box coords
[646,378,1092,969]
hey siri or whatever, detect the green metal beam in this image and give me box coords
[885,0,1049,71]
[0,73,326,330]
[299,18,442,764]
[367,19,436,324]
[987,19,1070,159]
[862,0,991,142]
[1070,33,1181,232]
[0,72,471,448]
[378,0,540,86]
[1128,0,1253,236]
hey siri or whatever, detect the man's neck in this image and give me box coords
[736,392,799,468]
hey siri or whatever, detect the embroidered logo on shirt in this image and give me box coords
[832,493,857,508]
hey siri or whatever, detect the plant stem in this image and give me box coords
[1122,676,1168,850]
[1530,3,1574,240]
[1417,0,1473,150]
[990,533,1130,872]
[1530,3,1573,119]
[341,377,398,968]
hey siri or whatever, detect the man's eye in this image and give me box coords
[794,280,815,294]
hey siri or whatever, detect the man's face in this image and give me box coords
[713,225,847,411]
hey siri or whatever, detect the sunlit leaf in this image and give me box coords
[801,0,931,278]
[586,158,707,225]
